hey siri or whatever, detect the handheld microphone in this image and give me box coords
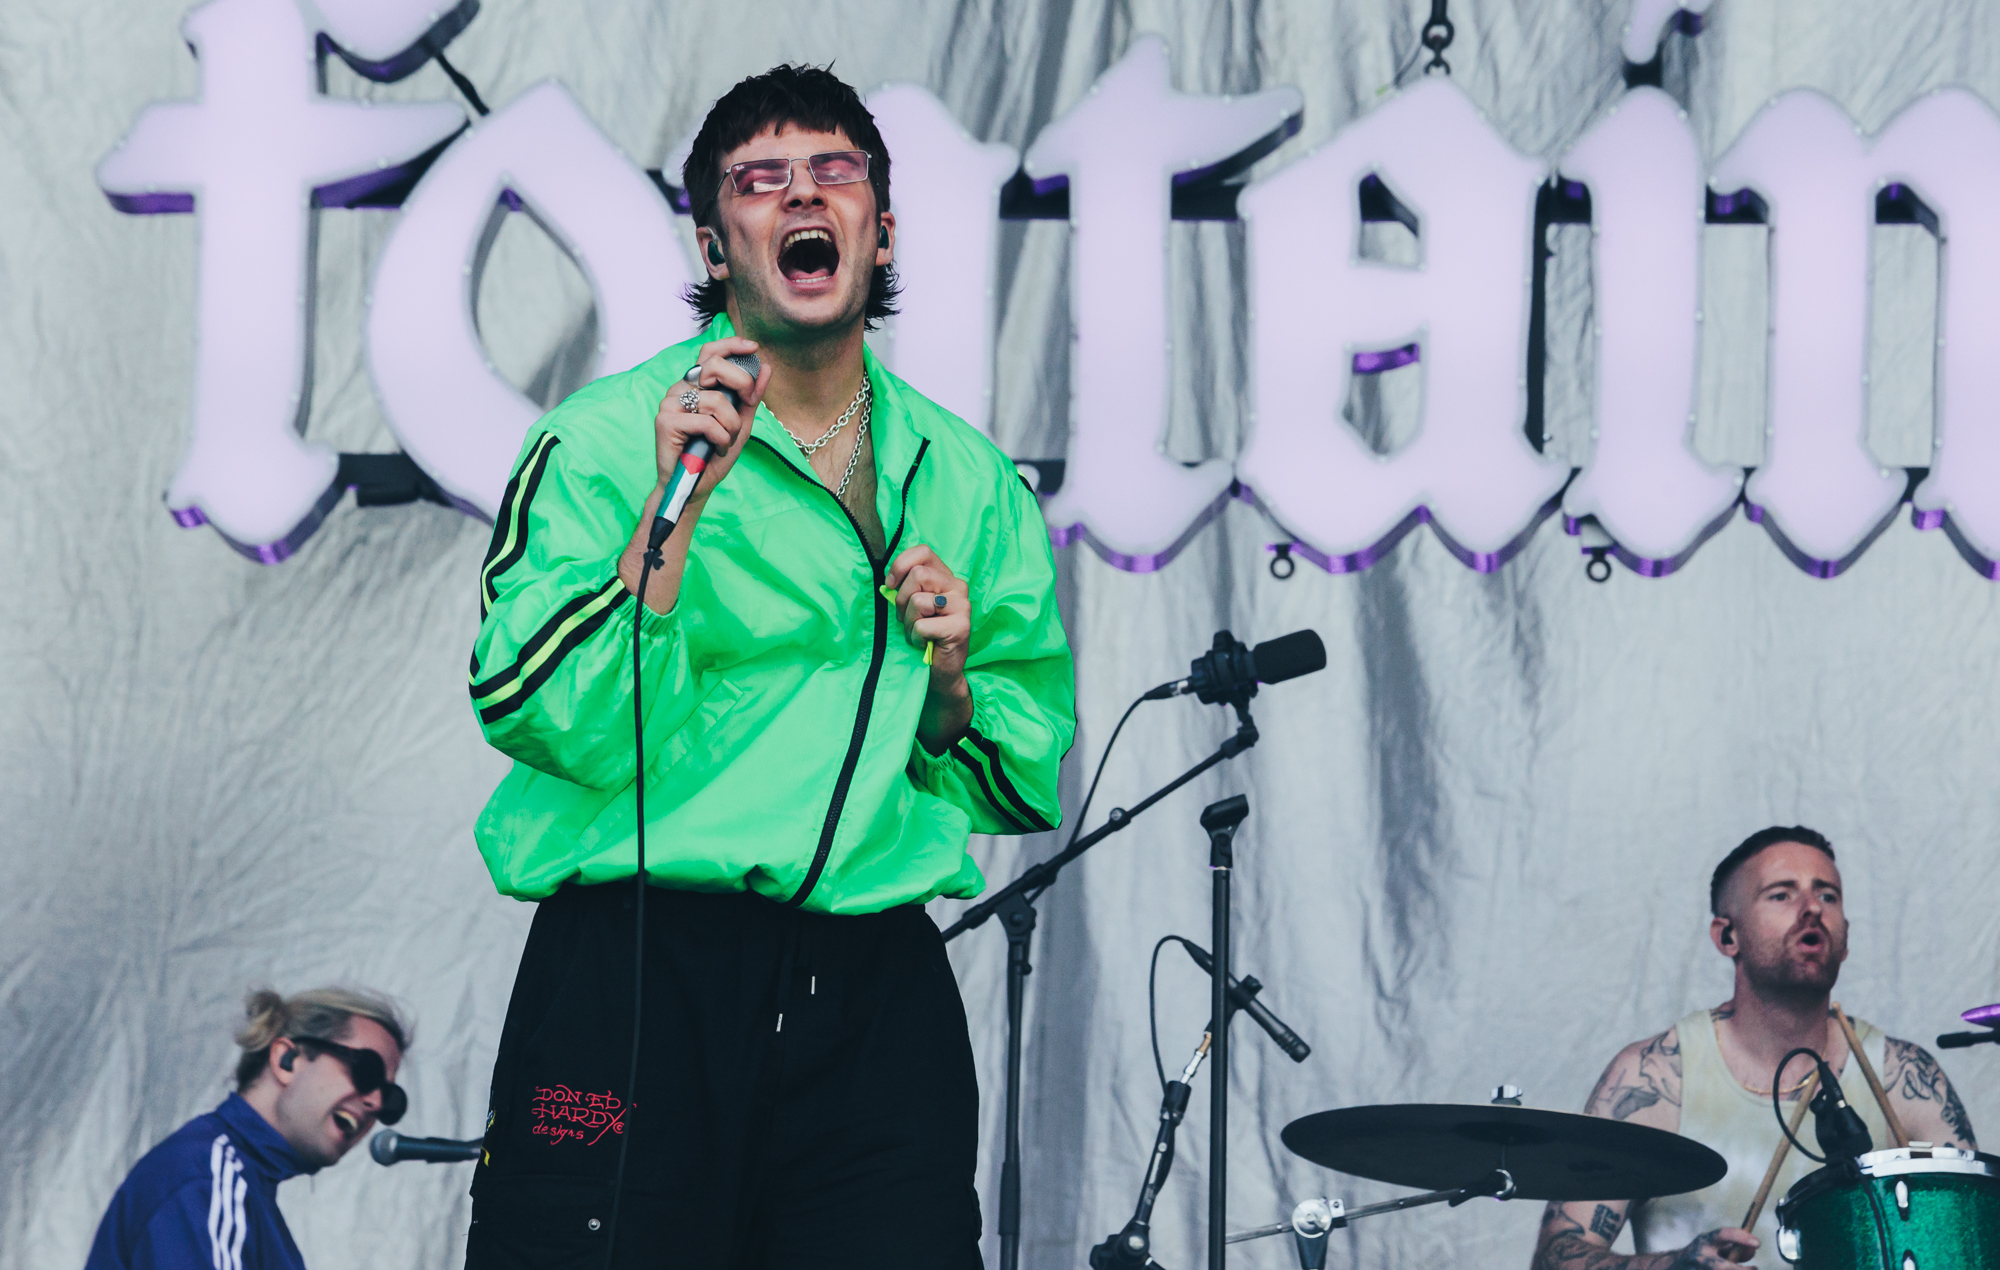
[368,1130,482,1165]
[1179,940,1312,1063]
[1144,629,1327,704]
[648,351,761,551]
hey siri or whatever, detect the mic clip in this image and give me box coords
[1809,1065,1875,1162]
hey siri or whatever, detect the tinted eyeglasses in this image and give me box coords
[295,1037,407,1125]
[723,150,871,197]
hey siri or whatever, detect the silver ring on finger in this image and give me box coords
[679,388,701,413]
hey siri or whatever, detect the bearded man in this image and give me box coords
[1529,827,1976,1269]
[463,63,1074,1269]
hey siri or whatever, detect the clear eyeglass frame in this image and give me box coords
[725,150,871,196]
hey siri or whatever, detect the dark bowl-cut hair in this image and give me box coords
[1709,825,1836,915]
[681,63,900,330]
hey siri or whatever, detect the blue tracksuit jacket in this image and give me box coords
[84,1092,317,1270]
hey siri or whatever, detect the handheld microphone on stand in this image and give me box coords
[1143,630,1326,704]
[648,351,761,552]
[1938,1001,2000,1049]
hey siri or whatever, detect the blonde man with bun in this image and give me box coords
[84,987,411,1270]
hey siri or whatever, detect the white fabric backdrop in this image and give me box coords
[5,2,1999,1267]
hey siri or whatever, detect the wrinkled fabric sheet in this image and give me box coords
[5,2,1999,1267]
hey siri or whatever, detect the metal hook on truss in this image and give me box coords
[1421,0,1455,74]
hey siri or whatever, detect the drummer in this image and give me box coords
[1529,826,1977,1269]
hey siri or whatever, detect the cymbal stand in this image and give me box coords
[942,702,1260,1270]
[1225,1171,1518,1269]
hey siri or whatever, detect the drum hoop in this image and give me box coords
[1855,1152,1991,1181]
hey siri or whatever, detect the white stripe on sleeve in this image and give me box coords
[206,1136,228,1270]
[227,1163,248,1270]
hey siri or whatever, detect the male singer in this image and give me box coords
[463,64,1075,1268]
[1529,828,1975,1270]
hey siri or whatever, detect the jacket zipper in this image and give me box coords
[754,435,931,907]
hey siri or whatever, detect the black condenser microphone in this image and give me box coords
[1179,940,1311,1063]
[649,351,761,550]
[369,1130,482,1165]
[1144,629,1327,703]
[1807,1058,1873,1162]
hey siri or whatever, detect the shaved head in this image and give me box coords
[1710,825,1835,916]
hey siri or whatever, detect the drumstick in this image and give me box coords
[1739,1065,1820,1242]
[1832,1002,1908,1148]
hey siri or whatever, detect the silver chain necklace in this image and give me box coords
[833,384,872,502]
[775,378,869,457]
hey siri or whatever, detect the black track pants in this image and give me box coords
[464,884,984,1269]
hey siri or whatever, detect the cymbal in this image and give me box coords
[1280,1104,1727,1202]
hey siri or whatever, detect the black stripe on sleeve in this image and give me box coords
[950,745,1033,835]
[474,582,631,726]
[479,434,560,619]
[471,578,627,702]
[962,726,1056,832]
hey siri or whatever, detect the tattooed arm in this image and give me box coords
[1532,1028,1753,1270]
[1533,1206,1758,1270]
[1881,1037,1978,1150]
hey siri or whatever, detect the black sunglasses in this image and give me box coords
[294,1036,407,1125]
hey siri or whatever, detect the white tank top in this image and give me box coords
[1629,1009,1894,1254]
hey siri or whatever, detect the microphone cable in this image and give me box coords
[1147,934,1194,1092]
[603,525,667,1270]
[600,354,752,1265]
[1023,692,1145,906]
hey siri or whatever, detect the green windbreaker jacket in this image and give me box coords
[468,316,1076,914]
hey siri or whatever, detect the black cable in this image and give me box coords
[602,546,660,1270]
[1768,1047,1892,1269]
[428,43,490,116]
[1770,1046,1828,1164]
[1148,933,1212,1092]
[1388,32,1428,85]
[1024,691,1146,905]
[1147,936,1175,1091]
[1858,1170,1896,1270]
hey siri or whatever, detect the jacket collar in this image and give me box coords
[216,1092,320,1182]
[699,314,930,487]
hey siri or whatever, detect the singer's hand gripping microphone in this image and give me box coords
[649,351,761,552]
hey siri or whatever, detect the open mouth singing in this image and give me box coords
[779,227,838,284]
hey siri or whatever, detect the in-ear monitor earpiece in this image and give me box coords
[707,240,725,267]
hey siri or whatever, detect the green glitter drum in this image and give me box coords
[1775,1147,1999,1268]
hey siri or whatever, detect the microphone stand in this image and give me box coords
[942,698,1260,1270]
[1200,794,1249,1270]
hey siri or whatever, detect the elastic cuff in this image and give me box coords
[910,735,954,783]
[629,588,683,640]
